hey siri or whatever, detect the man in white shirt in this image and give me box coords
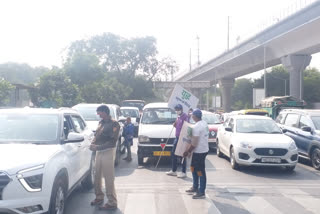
[183,109,209,199]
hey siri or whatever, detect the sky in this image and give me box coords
[0,0,319,79]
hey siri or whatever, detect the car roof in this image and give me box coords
[280,109,320,116]
[73,103,119,109]
[231,115,272,120]
[143,102,169,109]
[122,100,145,103]
[0,107,77,115]
[120,106,139,110]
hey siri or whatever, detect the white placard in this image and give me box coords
[168,84,199,113]
[175,122,193,157]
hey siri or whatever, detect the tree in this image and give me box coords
[231,78,253,110]
[64,53,104,86]
[0,79,14,106]
[66,33,178,81]
[253,66,289,96]
[0,63,49,84]
[304,67,320,105]
[29,69,81,107]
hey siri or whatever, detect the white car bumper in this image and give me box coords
[234,146,298,167]
[0,174,50,214]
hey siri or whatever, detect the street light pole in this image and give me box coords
[264,45,267,98]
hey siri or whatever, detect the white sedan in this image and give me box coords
[216,115,298,171]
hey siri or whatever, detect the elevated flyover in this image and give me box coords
[176,1,320,112]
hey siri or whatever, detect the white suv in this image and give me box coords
[0,108,94,214]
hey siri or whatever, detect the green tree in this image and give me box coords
[29,70,81,107]
[66,33,178,81]
[64,53,104,86]
[231,78,253,110]
[0,79,14,106]
[0,63,49,84]
[253,66,289,96]
[304,67,320,105]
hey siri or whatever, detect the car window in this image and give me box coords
[311,116,320,130]
[121,109,140,118]
[236,118,282,134]
[71,115,86,133]
[284,114,299,127]
[0,113,59,142]
[141,108,177,124]
[223,118,230,127]
[229,118,234,131]
[202,114,221,124]
[276,113,286,124]
[64,115,74,138]
[299,116,313,129]
[73,105,116,121]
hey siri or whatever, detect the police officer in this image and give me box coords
[89,105,119,210]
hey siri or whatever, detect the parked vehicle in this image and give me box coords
[190,110,222,150]
[238,109,269,116]
[121,100,146,114]
[0,107,95,214]
[137,103,177,165]
[260,96,306,119]
[120,106,140,137]
[276,109,320,170]
[216,115,298,171]
[72,103,125,165]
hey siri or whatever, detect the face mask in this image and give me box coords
[176,110,182,115]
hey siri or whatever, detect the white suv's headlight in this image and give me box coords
[240,142,253,149]
[138,135,150,143]
[289,142,297,150]
[17,164,45,192]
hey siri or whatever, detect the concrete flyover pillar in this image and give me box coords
[281,55,311,99]
[219,78,235,113]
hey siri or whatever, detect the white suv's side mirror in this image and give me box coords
[66,132,84,143]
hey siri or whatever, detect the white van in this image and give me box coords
[137,103,177,165]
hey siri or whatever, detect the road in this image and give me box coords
[65,139,320,214]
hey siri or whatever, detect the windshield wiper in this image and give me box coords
[246,131,269,133]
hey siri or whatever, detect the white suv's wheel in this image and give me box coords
[216,140,223,158]
[230,147,239,170]
[49,176,67,214]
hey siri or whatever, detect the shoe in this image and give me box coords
[126,157,132,162]
[177,172,186,178]
[185,187,198,194]
[123,157,129,160]
[192,192,206,199]
[99,203,117,210]
[90,198,104,206]
[166,170,177,176]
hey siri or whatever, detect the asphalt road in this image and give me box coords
[65,139,320,214]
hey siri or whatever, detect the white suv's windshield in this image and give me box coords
[0,114,59,142]
[73,106,115,121]
[121,109,139,118]
[141,108,177,124]
[236,119,282,134]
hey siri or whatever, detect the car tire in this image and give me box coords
[216,140,223,158]
[285,165,296,172]
[81,156,95,190]
[49,176,67,214]
[138,155,144,165]
[311,148,320,170]
[230,147,239,170]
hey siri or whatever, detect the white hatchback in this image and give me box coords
[216,115,298,171]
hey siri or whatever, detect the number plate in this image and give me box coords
[153,151,171,156]
[261,157,281,163]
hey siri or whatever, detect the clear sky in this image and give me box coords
[0,0,319,79]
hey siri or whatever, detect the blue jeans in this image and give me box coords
[191,152,208,194]
[171,137,186,173]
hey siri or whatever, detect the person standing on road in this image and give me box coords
[183,109,209,199]
[89,105,119,210]
[166,104,189,178]
[122,116,134,161]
